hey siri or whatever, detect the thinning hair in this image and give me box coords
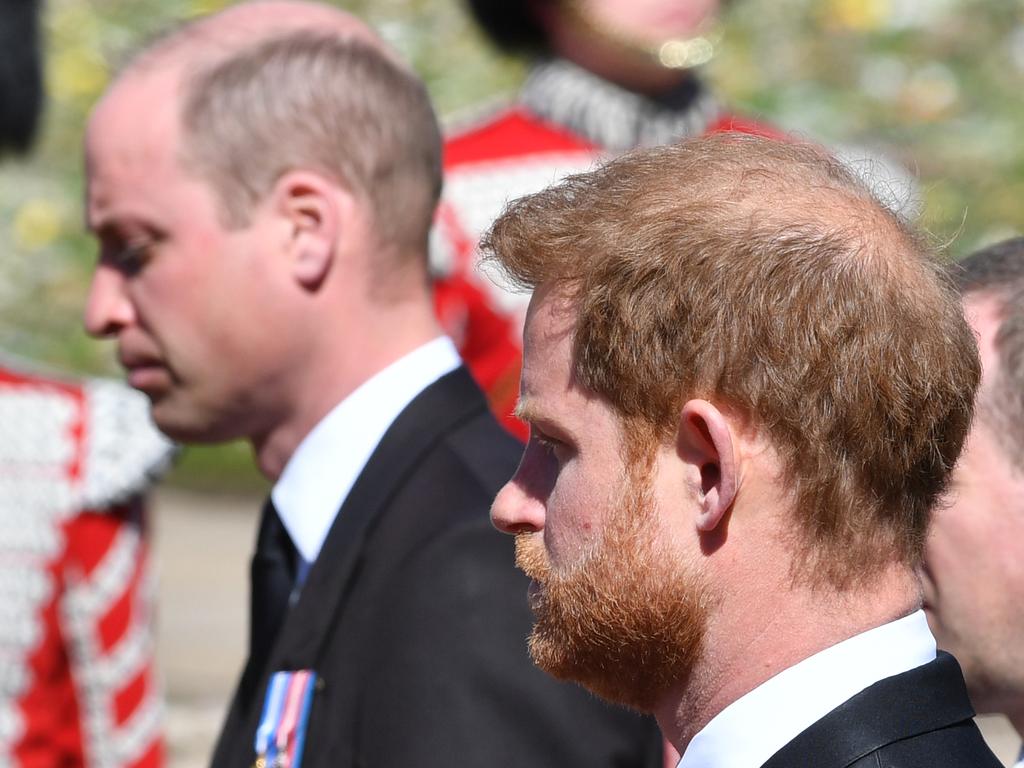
[177,29,442,257]
[483,133,980,589]
[953,238,1024,469]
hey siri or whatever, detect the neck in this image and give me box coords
[655,564,921,754]
[251,292,442,481]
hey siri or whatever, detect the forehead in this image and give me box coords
[520,288,637,473]
[520,287,618,421]
[88,67,184,182]
[521,287,575,394]
[85,67,196,224]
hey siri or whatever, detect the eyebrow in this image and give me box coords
[515,399,576,445]
[513,399,540,425]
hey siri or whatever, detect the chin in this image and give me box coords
[149,402,240,444]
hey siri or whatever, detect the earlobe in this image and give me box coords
[677,400,739,533]
[274,171,340,290]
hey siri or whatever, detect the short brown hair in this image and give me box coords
[483,134,980,588]
[953,238,1024,469]
[178,30,442,255]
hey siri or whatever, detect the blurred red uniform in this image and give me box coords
[432,59,781,439]
[0,364,174,767]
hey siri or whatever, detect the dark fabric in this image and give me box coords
[0,0,44,155]
[761,652,1002,768]
[211,367,662,768]
[242,499,296,708]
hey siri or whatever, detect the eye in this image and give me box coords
[532,429,571,465]
[103,237,158,277]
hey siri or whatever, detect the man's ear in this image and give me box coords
[676,399,739,533]
[272,170,342,290]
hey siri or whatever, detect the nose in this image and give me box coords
[491,454,548,535]
[83,265,134,338]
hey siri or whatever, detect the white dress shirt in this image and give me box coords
[678,610,937,768]
[1014,747,1023,768]
[271,336,461,580]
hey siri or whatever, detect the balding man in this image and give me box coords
[83,3,660,767]
[487,135,1001,767]
[923,238,1024,767]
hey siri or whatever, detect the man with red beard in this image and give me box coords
[488,133,1001,767]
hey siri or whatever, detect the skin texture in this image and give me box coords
[922,294,1024,734]
[83,1,443,480]
[492,284,923,755]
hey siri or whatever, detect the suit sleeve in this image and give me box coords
[356,516,663,768]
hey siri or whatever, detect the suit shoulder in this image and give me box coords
[437,410,523,497]
[863,720,1004,768]
[363,406,521,563]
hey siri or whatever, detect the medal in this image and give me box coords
[253,670,318,768]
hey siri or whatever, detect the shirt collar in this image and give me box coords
[271,336,461,564]
[679,610,937,768]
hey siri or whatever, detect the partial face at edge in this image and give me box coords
[922,295,1024,716]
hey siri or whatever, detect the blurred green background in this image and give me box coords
[3,0,1023,489]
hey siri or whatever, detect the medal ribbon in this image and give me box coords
[254,672,289,766]
[253,670,319,768]
[275,671,312,766]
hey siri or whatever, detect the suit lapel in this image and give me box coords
[214,367,491,766]
[760,652,976,768]
[268,366,488,669]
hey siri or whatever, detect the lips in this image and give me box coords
[118,349,170,393]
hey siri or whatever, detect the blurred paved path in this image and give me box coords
[150,488,1023,767]
[153,488,260,768]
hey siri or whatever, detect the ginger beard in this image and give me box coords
[515,466,709,713]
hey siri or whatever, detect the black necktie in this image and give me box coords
[249,498,297,681]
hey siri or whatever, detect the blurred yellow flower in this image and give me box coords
[51,45,109,101]
[13,200,63,252]
[827,0,891,32]
[47,1,109,101]
[189,0,232,17]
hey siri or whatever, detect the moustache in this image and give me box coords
[514,533,551,583]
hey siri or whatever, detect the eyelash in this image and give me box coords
[535,433,558,451]
[533,431,568,461]
[108,239,155,275]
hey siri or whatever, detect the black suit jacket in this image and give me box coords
[762,652,1002,768]
[211,367,661,768]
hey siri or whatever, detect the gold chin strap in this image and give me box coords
[560,0,720,69]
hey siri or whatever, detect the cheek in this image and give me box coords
[517,443,560,503]
[544,464,605,564]
[926,485,1006,618]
